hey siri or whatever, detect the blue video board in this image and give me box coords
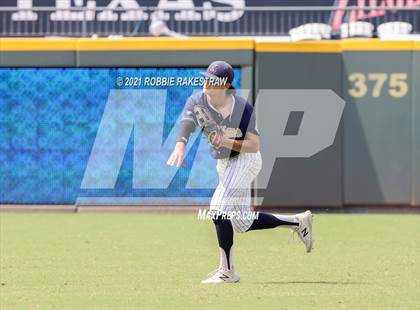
[0,68,241,204]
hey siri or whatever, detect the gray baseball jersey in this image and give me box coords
[181,92,262,233]
[181,92,259,159]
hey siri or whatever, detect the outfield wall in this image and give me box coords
[0,38,419,207]
[255,40,420,207]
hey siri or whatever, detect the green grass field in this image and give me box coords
[0,213,419,310]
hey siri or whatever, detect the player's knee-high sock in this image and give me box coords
[213,217,234,270]
[247,213,299,231]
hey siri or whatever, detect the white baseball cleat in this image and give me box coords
[294,210,314,253]
[201,268,240,284]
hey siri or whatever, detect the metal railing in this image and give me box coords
[0,6,418,37]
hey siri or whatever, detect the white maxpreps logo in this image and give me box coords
[79,89,345,194]
[197,209,260,221]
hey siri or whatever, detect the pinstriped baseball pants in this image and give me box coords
[210,151,262,233]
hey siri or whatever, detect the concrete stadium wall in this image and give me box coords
[0,38,419,207]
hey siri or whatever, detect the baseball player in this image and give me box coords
[167,61,314,284]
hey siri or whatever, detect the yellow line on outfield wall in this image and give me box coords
[77,37,254,51]
[1,37,419,52]
[255,39,420,52]
[255,40,342,53]
[0,37,254,51]
[0,38,77,51]
[341,39,420,51]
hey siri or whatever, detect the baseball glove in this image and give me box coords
[193,105,224,148]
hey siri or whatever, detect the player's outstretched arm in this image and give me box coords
[218,132,260,153]
[167,142,186,167]
[167,118,196,167]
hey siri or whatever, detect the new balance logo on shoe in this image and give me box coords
[301,227,309,237]
[219,274,229,281]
